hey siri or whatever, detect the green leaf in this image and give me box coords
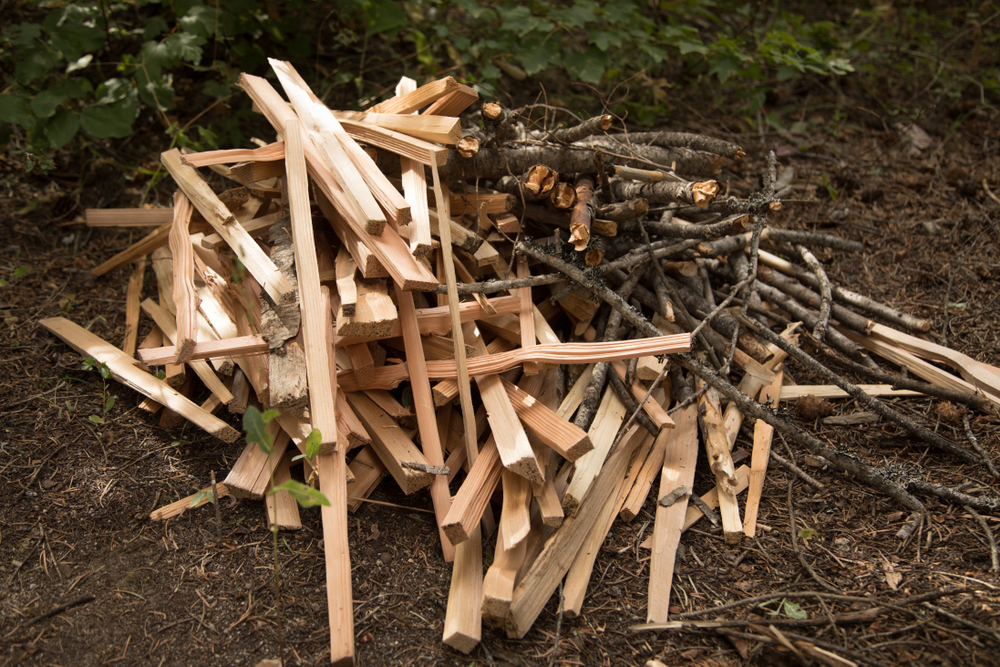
[104,395,116,414]
[143,16,170,41]
[305,428,322,461]
[179,6,219,39]
[565,47,608,84]
[244,406,274,455]
[677,39,708,55]
[15,48,60,86]
[797,527,817,541]
[262,409,280,424]
[189,488,214,507]
[89,415,105,424]
[80,95,138,139]
[270,480,331,508]
[501,6,547,36]
[591,30,622,52]
[0,95,35,129]
[782,600,808,619]
[164,32,206,65]
[520,40,560,75]
[45,5,104,60]
[363,0,409,37]
[709,56,741,84]
[140,40,173,80]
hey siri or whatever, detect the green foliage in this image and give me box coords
[270,480,330,508]
[243,405,279,455]
[758,598,809,620]
[82,357,115,424]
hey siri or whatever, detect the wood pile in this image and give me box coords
[42,61,1000,664]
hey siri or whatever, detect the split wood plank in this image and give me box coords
[697,382,742,544]
[139,299,235,405]
[481,520,527,627]
[345,343,376,389]
[41,317,239,442]
[169,191,199,363]
[337,119,447,166]
[517,254,538,375]
[224,420,289,499]
[160,149,295,306]
[427,210,482,253]
[336,295,520,346]
[198,212,279,249]
[610,360,674,429]
[442,436,502,545]
[779,385,922,400]
[336,391,371,451]
[500,469,532,551]
[619,390,673,521]
[137,335,267,366]
[91,222,172,277]
[395,283,456,562]
[467,324,543,483]
[150,483,231,520]
[344,392,434,494]
[346,445,387,512]
[422,83,479,116]
[86,208,173,227]
[317,450,355,667]
[367,76,462,115]
[646,403,699,622]
[557,364,595,420]
[266,452,303,530]
[285,118,338,453]
[240,74,436,289]
[744,368,784,537]
[335,244,358,317]
[230,159,285,185]
[442,524,483,653]
[336,334,692,391]
[505,428,642,638]
[316,196,387,280]
[333,109,462,145]
[182,141,284,167]
[562,389,629,515]
[121,258,147,357]
[500,378,593,460]
[337,278,399,339]
[269,335,309,417]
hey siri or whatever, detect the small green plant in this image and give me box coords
[82,357,115,424]
[758,598,809,620]
[797,527,818,542]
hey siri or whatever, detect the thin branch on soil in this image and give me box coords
[787,480,841,594]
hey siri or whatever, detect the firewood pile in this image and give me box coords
[41,61,1000,664]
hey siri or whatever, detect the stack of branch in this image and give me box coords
[48,62,1000,663]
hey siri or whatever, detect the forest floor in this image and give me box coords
[2,74,1000,667]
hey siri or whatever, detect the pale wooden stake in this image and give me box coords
[225,420,289,499]
[121,258,147,356]
[333,109,462,145]
[266,452,303,530]
[86,207,173,227]
[442,525,482,653]
[169,191,199,363]
[41,317,238,442]
[481,520,527,626]
[779,384,921,400]
[317,450,355,667]
[335,244,358,317]
[150,483,231,520]
[697,382,742,543]
[517,254,538,375]
[395,77,433,259]
[346,445,387,512]
[91,222,171,277]
[344,392,434,494]
[500,469,532,550]
[647,404,698,623]
[395,283,456,562]
[441,437,502,546]
[137,335,267,366]
[562,389,628,515]
[285,118,338,453]
[500,378,593,460]
[744,368,784,538]
[368,76,461,114]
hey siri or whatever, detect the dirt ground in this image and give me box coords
[2,77,1000,667]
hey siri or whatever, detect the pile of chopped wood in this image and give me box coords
[43,60,1000,665]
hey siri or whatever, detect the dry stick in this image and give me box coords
[678,353,926,514]
[768,449,826,491]
[964,415,1000,478]
[430,273,563,295]
[964,505,1000,572]
[608,370,659,437]
[906,480,1000,514]
[122,258,147,356]
[788,480,841,594]
[625,213,750,240]
[923,601,1000,646]
[547,114,613,144]
[739,316,980,466]
[768,229,864,253]
[169,191,198,363]
[795,244,831,342]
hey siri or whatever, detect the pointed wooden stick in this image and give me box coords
[745,368,784,538]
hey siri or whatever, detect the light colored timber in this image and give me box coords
[168,191,199,363]
[839,326,999,405]
[500,469,532,551]
[745,368,783,538]
[182,141,284,167]
[467,324,543,483]
[229,159,284,185]
[272,60,410,228]
[335,244,358,318]
[696,382,742,544]
[422,83,479,116]
[500,378,592,460]
[505,428,642,639]
[345,343,376,389]
[337,334,691,391]
[138,335,267,366]
[316,197,388,280]
[139,299,235,405]
[431,336,507,407]
[481,520,527,627]
[491,211,521,234]
[396,78,433,259]
[336,295,520,346]
[41,317,238,442]
[611,361,674,429]
[150,483,231,520]
[228,368,250,413]
[333,109,461,145]
[224,420,289,499]
[449,192,516,217]
[317,450,355,667]
[346,445,387,512]
[270,59,385,233]
[199,212,280,250]
[337,278,399,339]
[337,119,447,166]
[472,239,501,268]
[395,284,456,561]
[868,321,1000,399]
[160,149,295,305]
[269,335,309,417]
[442,436,503,545]
[442,524,483,653]
[345,392,433,494]
[86,207,173,227]
[266,452,303,530]
[779,384,921,400]
[619,390,672,521]
[121,258,147,356]
[91,221,172,277]
[557,364,596,420]
[427,209,482,253]
[453,254,495,315]
[150,245,176,314]
[367,75,461,115]
[336,391,371,450]
[646,403,699,622]
[227,276,270,401]
[286,120,339,453]
[562,389,629,515]
[364,389,413,424]
[517,254,538,375]
[240,74,436,290]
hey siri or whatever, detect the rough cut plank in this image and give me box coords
[481,521,527,627]
[182,141,284,167]
[86,208,173,227]
[137,335,267,366]
[562,389,628,515]
[317,450,355,667]
[367,76,461,115]
[517,254,538,375]
[150,483,231,520]
[224,420,289,499]
[91,222,172,277]
[646,404,698,622]
[334,109,462,145]
[500,469,532,551]
[337,119,448,167]
[745,368,783,538]
[395,283,456,562]
[337,279,399,339]
[779,384,922,400]
[337,334,692,391]
[345,392,434,494]
[500,378,593,460]
[697,383,742,544]
[335,244,358,317]
[441,436,502,546]
[336,392,371,451]
[422,83,479,116]
[169,191,199,363]
[346,445,386,512]
[161,148,295,305]
[611,360,674,429]
[442,524,482,653]
[395,80,433,259]
[265,452,303,530]
[316,196,388,279]
[121,258,147,356]
[41,317,238,442]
